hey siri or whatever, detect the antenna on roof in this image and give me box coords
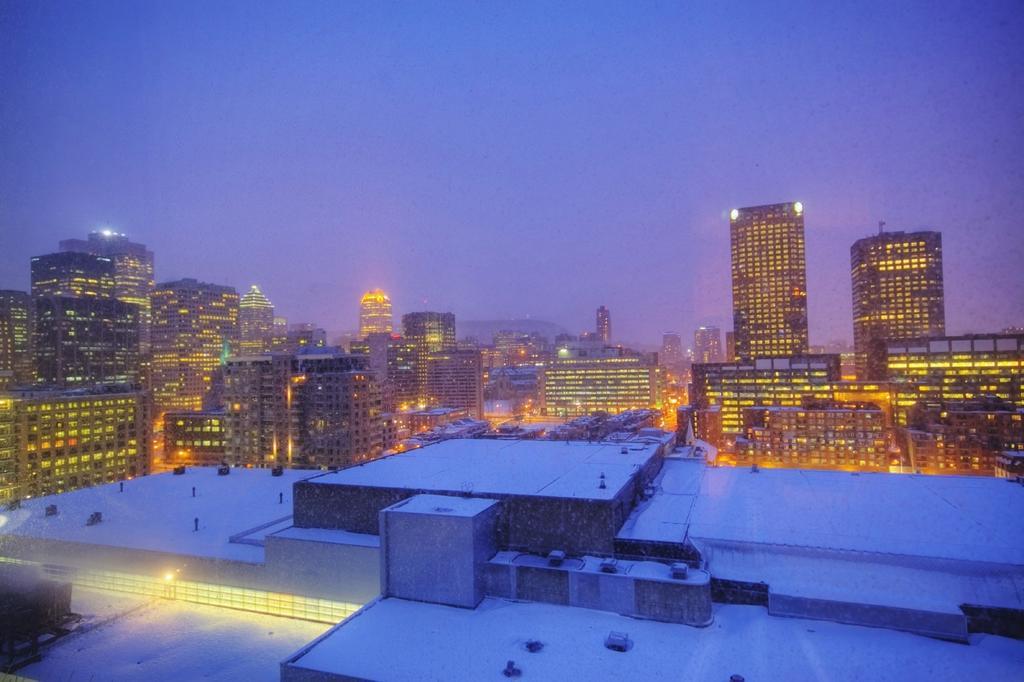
[878,219,886,235]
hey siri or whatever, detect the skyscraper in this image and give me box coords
[150,279,239,416]
[596,305,611,343]
[851,230,945,380]
[425,349,484,418]
[0,290,34,386]
[60,230,155,353]
[239,285,275,354]
[403,311,456,404]
[30,251,115,298]
[659,332,684,374]
[730,202,809,359]
[359,289,393,338]
[693,326,723,364]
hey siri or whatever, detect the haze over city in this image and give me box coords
[2,1,1022,345]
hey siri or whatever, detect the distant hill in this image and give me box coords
[457,319,568,344]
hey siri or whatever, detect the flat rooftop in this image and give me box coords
[285,597,1024,681]
[621,460,1024,565]
[305,438,665,500]
[0,467,314,562]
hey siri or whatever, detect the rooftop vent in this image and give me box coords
[173,466,186,475]
[750,463,759,473]
[217,465,230,476]
[86,511,103,526]
[599,558,618,574]
[502,660,521,678]
[525,640,544,653]
[604,631,631,652]
[670,562,688,580]
[45,504,58,517]
[620,447,628,454]
[547,550,566,567]
[271,465,284,477]
[730,676,746,682]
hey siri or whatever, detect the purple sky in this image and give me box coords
[2,1,1022,348]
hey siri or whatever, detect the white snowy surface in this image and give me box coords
[288,597,1024,682]
[20,588,328,682]
[308,438,660,500]
[269,525,380,548]
[620,461,1024,564]
[387,493,499,517]
[689,468,1024,563]
[0,467,314,562]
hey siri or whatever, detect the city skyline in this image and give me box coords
[1,2,1022,345]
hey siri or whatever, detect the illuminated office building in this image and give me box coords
[284,323,327,352]
[725,331,736,362]
[737,402,889,471]
[150,279,239,416]
[886,333,1023,424]
[729,202,808,359]
[691,355,840,447]
[694,326,722,364]
[359,289,393,338]
[0,290,34,386]
[0,396,14,502]
[660,332,684,375]
[596,306,611,343]
[425,349,484,418]
[271,316,289,350]
[33,296,140,387]
[30,251,115,299]
[403,311,456,402]
[851,230,944,380]
[540,346,660,418]
[60,230,155,353]
[897,400,1023,476]
[3,385,148,499]
[239,285,276,354]
[163,410,227,466]
[223,351,385,468]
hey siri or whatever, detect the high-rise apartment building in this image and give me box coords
[540,346,660,418]
[150,279,239,416]
[359,289,393,338]
[59,230,155,353]
[0,290,34,386]
[33,296,140,386]
[596,306,611,343]
[403,311,456,402]
[694,326,723,364]
[659,332,684,375]
[425,349,484,418]
[851,230,944,380]
[730,202,808,359]
[0,395,14,502]
[2,385,148,499]
[239,285,275,354]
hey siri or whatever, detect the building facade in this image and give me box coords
[3,386,148,499]
[150,279,239,417]
[851,230,944,380]
[425,349,484,418]
[596,306,611,343]
[30,251,116,299]
[694,326,722,364]
[540,346,660,418]
[730,202,808,359]
[0,290,34,387]
[239,285,275,354]
[164,410,227,466]
[359,289,393,338]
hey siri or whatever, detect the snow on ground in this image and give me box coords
[308,438,661,500]
[288,597,1024,682]
[1,467,314,562]
[20,588,328,682]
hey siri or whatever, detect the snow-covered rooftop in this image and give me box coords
[387,493,498,517]
[285,597,1024,681]
[306,438,663,500]
[620,460,1024,565]
[0,467,315,562]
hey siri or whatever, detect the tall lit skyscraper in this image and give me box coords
[851,230,944,380]
[60,230,155,353]
[30,251,115,298]
[596,305,611,343]
[33,296,140,386]
[694,326,723,364]
[359,289,393,338]
[403,311,456,404]
[239,285,275,354]
[730,202,809,359]
[660,332,684,374]
[150,279,239,416]
[0,290,34,386]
